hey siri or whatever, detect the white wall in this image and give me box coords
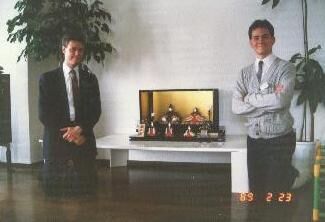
[1,0,325,163]
[98,0,324,135]
[28,58,58,162]
[94,0,325,161]
[0,2,57,163]
[0,1,31,163]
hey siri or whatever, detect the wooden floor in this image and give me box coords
[0,162,313,222]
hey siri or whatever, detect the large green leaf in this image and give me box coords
[322,77,325,105]
[296,57,325,113]
[297,89,307,106]
[304,59,323,80]
[272,0,280,8]
[262,0,272,5]
[261,0,280,8]
[290,53,303,63]
[308,45,321,56]
[307,84,319,114]
[6,0,113,63]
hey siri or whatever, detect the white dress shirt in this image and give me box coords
[63,63,80,121]
[254,53,276,80]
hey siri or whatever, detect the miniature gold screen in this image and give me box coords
[140,90,214,122]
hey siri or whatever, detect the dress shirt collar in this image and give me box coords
[254,53,276,73]
[62,62,79,82]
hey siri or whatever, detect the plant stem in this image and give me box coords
[302,0,308,59]
[300,0,313,141]
[310,112,314,141]
[299,101,307,141]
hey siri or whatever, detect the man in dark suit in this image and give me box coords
[39,32,101,195]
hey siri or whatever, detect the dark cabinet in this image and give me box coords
[0,74,12,144]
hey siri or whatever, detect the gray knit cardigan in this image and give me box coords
[232,57,296,139]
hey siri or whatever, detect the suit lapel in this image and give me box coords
[76,67,90,122]
[78,67,87,101]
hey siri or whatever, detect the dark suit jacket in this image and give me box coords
[39,65,101,161]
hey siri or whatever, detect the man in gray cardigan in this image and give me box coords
[232,20,298,202]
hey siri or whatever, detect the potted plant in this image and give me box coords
[262,0,325,187]
[6,0,113,64]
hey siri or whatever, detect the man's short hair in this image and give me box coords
[248,19,274,39]
[61,32,86,48]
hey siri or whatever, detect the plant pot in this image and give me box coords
[291,141,316,189]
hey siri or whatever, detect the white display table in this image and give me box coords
[96,134,248,193]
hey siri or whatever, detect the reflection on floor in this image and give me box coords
[0,162,312,222]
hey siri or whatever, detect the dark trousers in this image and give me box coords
[41,139,97,196]
[247,131,298,202]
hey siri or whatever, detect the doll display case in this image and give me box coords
[129,89,225,142]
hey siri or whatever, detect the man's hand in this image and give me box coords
[74,135,86,146]
[60,126,86,146]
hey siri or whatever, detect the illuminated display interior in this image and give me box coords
[139,89,218,125]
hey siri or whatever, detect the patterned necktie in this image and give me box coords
[69,69,79,109]
[256,60,263,83]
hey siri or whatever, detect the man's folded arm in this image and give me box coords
[232,73,265,118]
[244,63,296,111]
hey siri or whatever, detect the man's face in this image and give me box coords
[62,40,85,68]
[250,27,275,59]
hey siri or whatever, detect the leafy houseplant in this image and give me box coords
[7,0,113,64]
[262,0,325,142]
